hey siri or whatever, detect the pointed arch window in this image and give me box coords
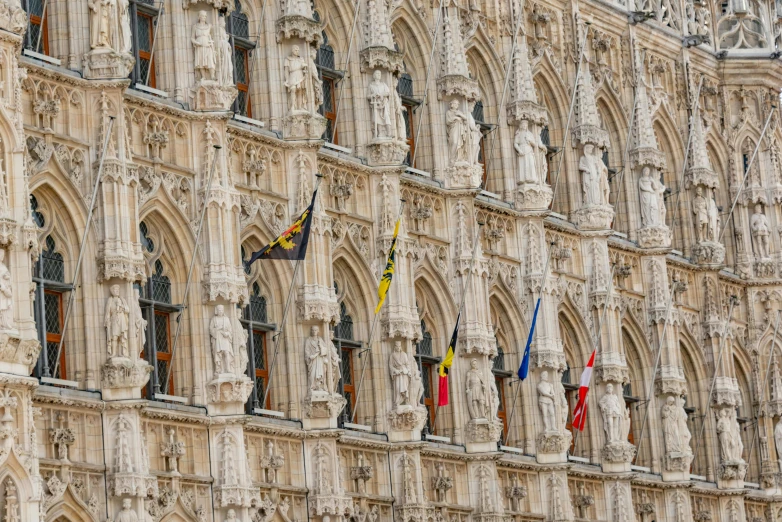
[472,101,493,187]
[241,281,273,412]
[561,360,579,453]
[491,340,512,443]
[129,0,161,88]
[137,221,182,397]
[22,0,49,55]
[415,318,438,434]
[33,234,70,381]
[333,281,361,424]
[397,69,422,166]
[315,31,342,144]
[226,1,256,117]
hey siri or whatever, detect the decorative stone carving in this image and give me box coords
[580,144,609,207]
[84,0,134,79]
[260,440,284,483]
[599,384,636,466]
[211,305,236,376]
[465,359,488,420]
[716,407,747,480]
[350,453,373,494]
[368,70,393,140]
[752,203,772,260]
[515,120,548,186]
[538,370,557,433]
[216,18,234,87]
[775,418,782,471]
[505,474,527,512]
[446,100,471,166]
[105,285,130,359]
[190,12,237,111]
[159,429,185,474]
[117,498,138,522]
[305,325,340,395]
[432,462,453,502]
[390,341,412,409]
[192,11,216,82]
[691,187,725,265]
[0,0,27,34]
[49,412,75,461]
[661,396,694,473]
[0,250,13,333]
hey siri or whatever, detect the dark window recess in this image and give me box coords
[415,318,440,435]
[242,282,273,412]
[22,0,49,55]
[129,0,160,87]
[315,32,342,144]
[333,298,361,425]
[33,232,70,381]
[397,72,421,167]
[226,3,256,116]
[416,320,433,356]
[493,346,505,371]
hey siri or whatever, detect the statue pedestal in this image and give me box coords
[284,111,327,140]
[107,471,158,499]
[445,163,482,189]
[637,225,672,249]
[717,460,747,489]
[366,138,408,166]
[206,374,254,416]
[190,80,237,112]
[101,357,152,400]
[662,451,694,482]
[83,48,134,80]
[465,418,502,453]
[535,430,571,464]
[387,405,427,442]
[692,241,726,265]
[601,441,636,473]
[515,182,553,210]
[0,330,37,376]
[0,5,27,34]
[572,205,614,231]
[302,391,346,430]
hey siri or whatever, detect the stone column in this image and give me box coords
[276,0,327,139]
[391,448,438,521]
[210,424,260,522]
[304,435,353,522]
[359,0,409,165]
[436,3,482,189]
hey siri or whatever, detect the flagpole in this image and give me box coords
[745,309,782,477]
[633,277,685,463]
[432,220,484,429]
[50,117,114,380]
[504,241,555,446]
[350,201,406,424]
[159,145,221,396]
[261,175,325,411]
[571,262,618,453]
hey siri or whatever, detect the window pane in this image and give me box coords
[496,379,504,411]
[342,392,353,420]
[46,341,61,378]
[42,249,64,283]
[44,293,61,334]
[340,350,352,385]
[322,118,334,142]
[151,273,171,303]
[317,44,335,70]
[137,14,152,52]
[417,332,432,356]
[254,376,265,401]
[421,367,431,399]
[25,0,43,16]
[472,101,484,123]
[233,48,246,83]
[397,74,414,97]
[230,12,250,39]
[154,314,169,353]
[157,360,168,383]
[236,91,249,116]
[252,331,265,369]
[493,347,505,371]
[249,294,267,323]
[322,79,333,112]
[138,57,152,84]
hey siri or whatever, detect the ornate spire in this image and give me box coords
[440,3,470,79]
[363,0,395,50]
[507,34,547,126]
[631,78,659,151]
[572,61,608,149]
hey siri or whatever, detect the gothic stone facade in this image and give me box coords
[1,0,782,520]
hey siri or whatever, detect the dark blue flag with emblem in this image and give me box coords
[248,189,317,264]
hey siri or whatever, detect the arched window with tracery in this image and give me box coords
[416,317,437,433]
[225,0,256,116]
[136,221,179,397]
[243,280,272,411]
[333,280,361,424]
[314,28,340,144]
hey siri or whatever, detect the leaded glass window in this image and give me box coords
[32,229,69,380]
[241,281,272,412]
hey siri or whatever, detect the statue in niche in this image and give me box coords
[490,377,500,420]
[580,144,609,206]
[751,203,771,259]
[192,11,216,82]
[557,380,568,429]
[216,18,234,87]
[514,120,547,185]
[465,359,488,420]
[88,0,115,49]
[775,418,782,470]
[639,167,666,227]
[393,83,407,142]
[707,188,720,241]
[446,100,469,165]
[105,284,130,358]
[210,305,234,375]
[467,101,483,165]
[693,186,709,242]
[226,510,237,522]
[116,499,138,522]
[305,325,341,394]
[661,396,683,453]
[0,249,13,331]
[716,408,742,461]
[390,341,412,408]
[599,383,624,443]
[368,70,392,139]
[132,287,146,356]
[118,0,132,53]
[677,397,691,451]
[537,370,557,432]
[284,46,308,113]
[308,52,323,109]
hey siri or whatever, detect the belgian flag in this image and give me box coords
[374,218,400,314]
[248,189,317,264]
[437,311,461,406]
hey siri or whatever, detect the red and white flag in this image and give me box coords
[571,350,596,431]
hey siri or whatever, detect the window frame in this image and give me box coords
[416,319,441,435]
[129,0,160,88]
[491,346,512,443]
[333,299,361,424]
[22,0,49,55]
[241,282,276,412]
[397,73,422,167]
[315,32,344,145]
[225,6,256,117]
[471,101,495,187]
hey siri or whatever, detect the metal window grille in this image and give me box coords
[416,320,433,356]
[397,73,414,97]
[30,195,45,227]
[40,237,64,282]
[246,283,268,323]
[334,302,354,340]
[541,126,551,147]
[316,42,335,70]
[472,101,485,123]
[150,260,171,304]
[493,346,505,371]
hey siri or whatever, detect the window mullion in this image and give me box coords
[148,303,160,396]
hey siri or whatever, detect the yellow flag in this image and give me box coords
[375,219,400,314]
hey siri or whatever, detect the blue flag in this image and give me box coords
[518,297,541,380]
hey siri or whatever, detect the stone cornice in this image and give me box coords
[226,122,318,151]
[124,92,232,121]
[33,393,104,410]
[337,434,392,451]
[24,60,129,90]
[140,406,213,426]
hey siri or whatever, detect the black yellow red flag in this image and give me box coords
[374,218,400,314]
[248,189,317,264]
[437,311,461,406]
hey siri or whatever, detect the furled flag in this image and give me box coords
[517,296,541,380]
[374,218,400,314]
[248,189,318,264]
[571,350,596,431]
[437,311,461,406]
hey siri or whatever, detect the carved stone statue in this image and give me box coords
[716,408,742,461]
[490,378,500,421]
[305,326,341,394]
[446,100,469,166]
[639,167,666,227]
[599,383,624,443]
[661,396,682,453]
[465,359,488,420]
[775,418,782,471]
[677,397,691,451]
[88,0,115,49]
[751,203,771,259]
[210,305,234,375]
[467,102,483,165]
[132,287,147,356]
[693,186,709,242]
[216,18,234,87]
[226,509,237,522]
[308,52,323,109]
[707,188,720,241]
[118,0,132,53]
[394,86,407,142]
[116,499,138,522]
[538,370,557,432]
[368,70,392,139]
[105,285,130,358]
[284,46,308,113]
[390,341,411,408]
[192,11,216,82]
[0,249,13,331]
[514,120,547,185]
[580,144,608,206]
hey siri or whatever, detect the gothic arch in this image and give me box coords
[621,321,652,465]
[159,496,201,522]
[652,115,687,252]
[45,484,99,522]
[679,334,711,477]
